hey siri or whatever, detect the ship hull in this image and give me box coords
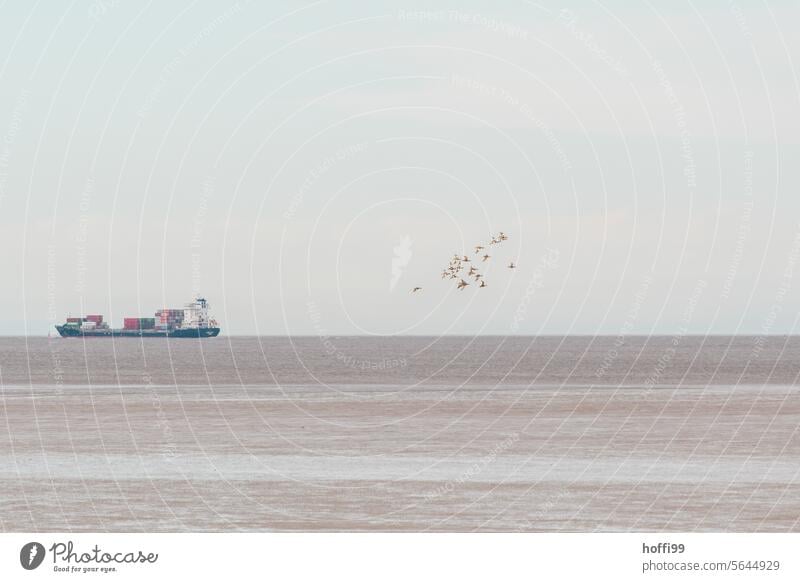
[55,326,220,338]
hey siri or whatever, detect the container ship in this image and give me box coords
[55,297,220,338]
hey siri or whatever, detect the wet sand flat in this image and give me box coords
[1,336,798,531]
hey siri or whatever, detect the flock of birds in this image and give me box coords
[410,231,515,294]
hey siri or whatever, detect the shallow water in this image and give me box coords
[0,336,798,531]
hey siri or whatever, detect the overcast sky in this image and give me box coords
[2,0,799,335]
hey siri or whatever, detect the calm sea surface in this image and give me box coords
[1,336,798,531]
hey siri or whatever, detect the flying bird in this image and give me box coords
[479,280,487,288]
[482,254,490,262]
[411,287,422,293]
[474,245,484,253]
[499,232,508,241]
[457,279,469,290]
[508,262,516,269]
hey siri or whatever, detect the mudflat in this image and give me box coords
[1,336,798,531]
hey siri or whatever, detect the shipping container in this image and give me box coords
[123,318,140,330]
[139,318,155,329]
[66,317,84,323]
[153,308,184,329]
[85,314,103,323]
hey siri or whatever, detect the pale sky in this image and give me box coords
[2,0,799,335]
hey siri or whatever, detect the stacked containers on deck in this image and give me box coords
[66,317,84,323]
[123,317,156,330]
[155,309,183,329]
[85,315,103,324]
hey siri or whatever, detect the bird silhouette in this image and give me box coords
[433,234,512,294]
[411,287,422,293]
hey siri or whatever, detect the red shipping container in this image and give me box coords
[123,318,140,330]
[86,314,103,323]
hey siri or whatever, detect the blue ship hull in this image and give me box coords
[55,326,220,338]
